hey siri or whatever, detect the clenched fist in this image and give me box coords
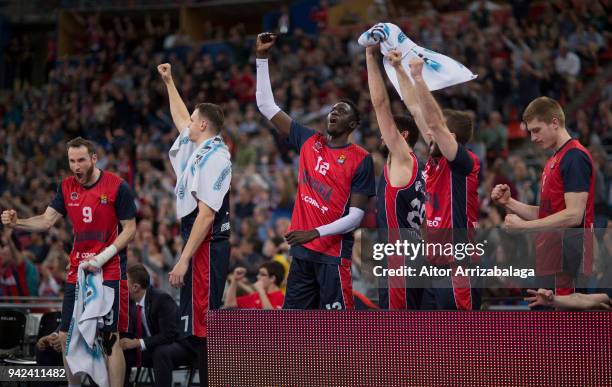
[386,50,402,68]
[408,57,424,80]
[491,184,511,206]
[256,32,277,58]
[157,63,172,84]
[1,210,17,228]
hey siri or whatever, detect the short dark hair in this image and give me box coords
[260,261,285,287]
[338,98,361,128]
[195,103,225,132]
[127,263,150,288]
[393,114,420,147]
[442,109,473,144]
[66,137,97,155]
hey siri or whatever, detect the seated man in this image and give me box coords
[120,264,179,386]
[36,331,64,387]
[224,261,285,309]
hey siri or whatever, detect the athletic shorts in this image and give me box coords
[59,280,129,333]
[283,257,354,310]
[420,263,481,310]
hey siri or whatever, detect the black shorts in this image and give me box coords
[283,257,354,310]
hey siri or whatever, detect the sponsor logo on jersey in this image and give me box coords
[301,171,333,201]
[71,192,78,200]
[312,141,323,153]
[427,216,442,228]
[301,194,329,214]
[100,194,108,205]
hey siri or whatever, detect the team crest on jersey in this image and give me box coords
[70,192,78,201]
[337,154,346,164]
[100,194,108,205]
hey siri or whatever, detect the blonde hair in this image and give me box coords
[522,97,565,127]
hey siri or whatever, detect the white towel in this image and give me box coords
[169,133,232,218]
[358,22,477,94]
[65,265,114,387]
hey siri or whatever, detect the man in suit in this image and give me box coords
[120,264,178,386]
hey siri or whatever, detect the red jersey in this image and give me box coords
[423,145,480,265]
[50,171,137,284]
[537,139,595,277]
[423,144,480,230]
[287,121,376,265]
[236,290,284,309]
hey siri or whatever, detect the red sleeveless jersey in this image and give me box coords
[537,139,595,276]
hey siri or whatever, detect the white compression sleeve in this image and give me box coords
[256,58,281,120]
[316,207,365,237]
[89,245,118,268]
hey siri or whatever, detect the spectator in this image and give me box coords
[0,2,610,305]
[224,262,285,309]
[120,264,179,387]
[0,228,38,298]
[555,43,581,97]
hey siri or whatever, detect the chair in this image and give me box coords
[0,309,32,366]
[3,311,62,367]
[0,310,27,354]
[131,357,199,386]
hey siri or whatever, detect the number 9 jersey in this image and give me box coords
[50,171,137,284]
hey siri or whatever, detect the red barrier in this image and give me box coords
[208,311,611,387]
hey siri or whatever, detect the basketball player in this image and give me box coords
[255,32,375,310]
[1,137,137,387]
[492,96,595,295]
[365,46,426,309]
[158,62,231,385]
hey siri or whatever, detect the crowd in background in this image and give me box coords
[0,0,611,304]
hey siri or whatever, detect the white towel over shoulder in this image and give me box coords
[358,22,477,94]
[65,265,114,387]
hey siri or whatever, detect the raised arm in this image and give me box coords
[366,47,412,163]
[410,58,459,161]
[1,207,62,232]
[224,267,247,309]
[157,63,191,133]
[255,32,292,138]
[388,52,433,146]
